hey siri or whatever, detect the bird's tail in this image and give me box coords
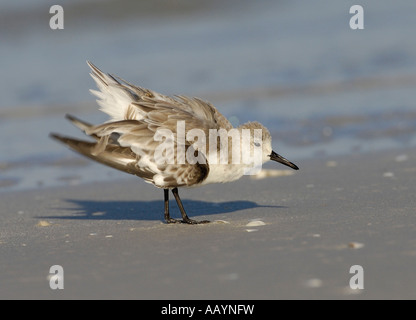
[49,132,138,174]
[50,112,138,173]
[64,114,98,139]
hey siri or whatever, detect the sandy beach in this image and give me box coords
[1,147,415,299]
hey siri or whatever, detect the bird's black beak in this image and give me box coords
[269,151,299,170]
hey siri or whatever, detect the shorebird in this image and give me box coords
[50,62,299,224]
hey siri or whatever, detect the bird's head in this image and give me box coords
[239,121,299,170]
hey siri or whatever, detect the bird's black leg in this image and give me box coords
[171,187,209,224]
[164,189,180,224]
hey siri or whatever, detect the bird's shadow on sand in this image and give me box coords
[43,199,285,222]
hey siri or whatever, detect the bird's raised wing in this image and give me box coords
[87,61,233,131]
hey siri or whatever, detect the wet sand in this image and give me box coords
[1,147,415,299]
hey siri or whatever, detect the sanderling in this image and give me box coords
[50,61,299,224]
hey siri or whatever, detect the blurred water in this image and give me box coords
[1,0,416,192]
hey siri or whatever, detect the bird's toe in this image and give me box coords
[181,218,210,225]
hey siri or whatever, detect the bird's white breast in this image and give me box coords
[199,163,246,186]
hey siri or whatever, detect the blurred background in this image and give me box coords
[1,0,416,192]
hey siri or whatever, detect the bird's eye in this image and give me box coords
[254,142,261,147]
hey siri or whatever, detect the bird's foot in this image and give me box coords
[165,217,210,224]
[181,218,210,225]
[165,218,182,224]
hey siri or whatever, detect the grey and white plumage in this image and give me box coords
[50,61,298,224]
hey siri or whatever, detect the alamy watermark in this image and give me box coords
[350,5,364,30]
[349,265,364,290]
[149,121,264,175]
[49,5,64,30]
[50,5,364,31]
[49,265,64,289]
